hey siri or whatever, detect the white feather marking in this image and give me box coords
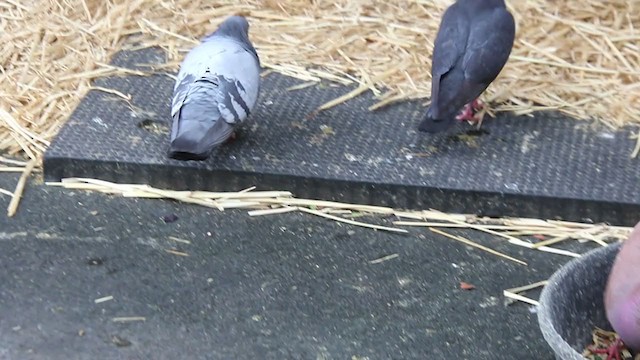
[218,102,236,124]
[171,36,260,126]
[229,96,248,123]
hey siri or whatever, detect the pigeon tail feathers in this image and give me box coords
[169,82,235,161]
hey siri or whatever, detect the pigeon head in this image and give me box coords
[459,0,506,9]
[203,15,258,61]
[209,16,250,42]
[481,0,506,6]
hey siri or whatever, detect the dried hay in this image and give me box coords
[2,0,640,215]
[47,177,634,265]
[47,177,635,308]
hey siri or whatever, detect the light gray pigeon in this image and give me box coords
[418,0,515,133]
[168,15,260,161]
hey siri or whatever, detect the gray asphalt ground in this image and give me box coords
[0,173,581,359]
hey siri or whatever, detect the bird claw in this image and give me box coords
[470,99,485,112]
[455,103,475,122]
[455,99,486,128]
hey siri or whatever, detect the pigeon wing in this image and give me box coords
[461,7,515,89]
[429,2,469,119]
[171,38,260,125]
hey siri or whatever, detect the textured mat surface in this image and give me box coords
[44,48,640,225]
[1,175,567,359]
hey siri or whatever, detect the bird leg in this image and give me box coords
[455,99,484,122]
[471,99,484,110]
[224,131,237,144]
[455,99,486,129]
[454,103,474,122]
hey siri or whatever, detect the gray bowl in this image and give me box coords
[538,242,621,360]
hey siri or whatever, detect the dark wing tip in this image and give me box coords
[167,150,210,161]
[167,136,213,161]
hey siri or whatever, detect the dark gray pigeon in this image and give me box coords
[169,16,260,161]
[418,0,515,133]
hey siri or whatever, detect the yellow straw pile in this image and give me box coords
[1,0,639,215]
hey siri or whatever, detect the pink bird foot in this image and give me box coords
[455,103,474,122]
[455,99,485,124]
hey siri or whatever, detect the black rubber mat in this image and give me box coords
[44,48,640,226]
